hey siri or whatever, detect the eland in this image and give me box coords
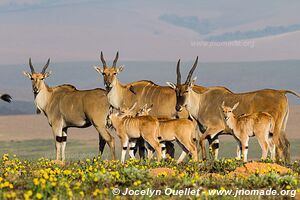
[221,101,275,162]
[108,103,162,163]
[167,58,300,161]
[137,104,198,163]
[23,58,115,161]
[94,52,203,157]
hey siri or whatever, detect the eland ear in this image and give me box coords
[94,66,104,74]
[44,71,52,78]
[232,102,239,111]
[189,77,197,87]
[142,104,148,109]
[166,82,176,89]
[221,101,225,110]
[23,71,31,79]
[146,108,152,113]
[117,65,124,73]
[147,104,153,113]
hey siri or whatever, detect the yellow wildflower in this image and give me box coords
[33,178,39,186]
[133,180,142,186]
[36,193,43,199]
[24,190,33,200]
[63,170,72,176]
[67,190,73,197]
[79,191,84,197]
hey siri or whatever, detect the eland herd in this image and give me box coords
[14,52,300,163]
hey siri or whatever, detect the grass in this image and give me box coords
[0,137,299,161]
[217,137,300,160]
[0,140,99,161]
[0,155,299,199]
[0,137,299,199]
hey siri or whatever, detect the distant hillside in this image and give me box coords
[0,100,35,115]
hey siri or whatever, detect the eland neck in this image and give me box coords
[107,78,135,109]
[186,89,201,118]
[225,114,237,131]
[34,82,51,113]
[107,78,125,109]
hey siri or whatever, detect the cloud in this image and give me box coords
[0,0,98,12]
[0,0,43,6]
[159,14,215,35]
[205,24,300,41]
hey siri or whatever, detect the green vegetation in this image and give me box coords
[0,139,299,199]
[0,154,299,199]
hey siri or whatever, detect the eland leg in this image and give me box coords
[241,137,249,162]
[257,132,269,160]
[234,138,242,160]
[199,128,223,160]
[177,151,187,163]
[128,139,137,159]
[120,136,129,164]
[211,138,220,160]
[176,133,198,162]
[160,142,167,159]
[98,135,106,157]
[135,137,146,159]
[145,142,154,160]
[95,126,116,160]
[165,141,175,158]
[176,139,197,163]
[236,145,242,160]
[52,123,64,161]
[144,137,162,161]
[267,133,276,160]
[61,128,68,161]
[269,140,276,160]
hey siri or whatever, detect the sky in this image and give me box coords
[0,0,300,64]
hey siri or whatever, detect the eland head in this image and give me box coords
[137,104,153,116]
[23,58,51,95]
[166,57,198,112]
[94,51,124,90]
[221,101,240,121]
